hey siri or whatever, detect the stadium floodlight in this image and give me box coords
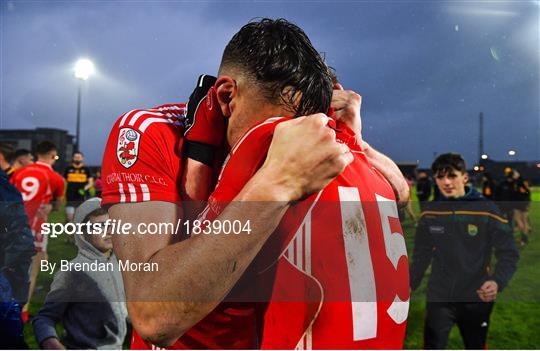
[74,59,95,81]
[473,166,480,171]
[73,58,95,151]
[481,154,488,160]
[508,150,516,156]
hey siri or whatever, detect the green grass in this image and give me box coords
[23,189,540,349]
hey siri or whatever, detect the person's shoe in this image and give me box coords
[521,233,529,245]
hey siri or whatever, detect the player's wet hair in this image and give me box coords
[431,153,467,176]
[0,142,15,161]
[14,149,32,159]
[219,18,333,116]
[35,141,57,156]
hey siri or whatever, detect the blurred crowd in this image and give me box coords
[404,166,532,246]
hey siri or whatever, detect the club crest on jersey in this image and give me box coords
[468,224,478,236]
[117,128,140,168]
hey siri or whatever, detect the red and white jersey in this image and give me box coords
[102,103,259,350]
[203,117,410,349]
[101,104,187,207]
[10,161,65,231]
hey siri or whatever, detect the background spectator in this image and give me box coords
[0,168,35,348]
[481,172,496,200]
[416,170,432,212]
[64,152,93,223]
[12,149,34,172]
[10,141,65,323]
[512,170,531,246]
[32,198,127,349]
[0,142,16,178]
[410,153,519,349]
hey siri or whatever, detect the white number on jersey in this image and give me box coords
[21,177,40,201]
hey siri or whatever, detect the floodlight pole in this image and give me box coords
[75,80,82,152]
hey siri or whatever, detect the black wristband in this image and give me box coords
[184,140,214,167]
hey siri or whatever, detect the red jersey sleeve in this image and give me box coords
[51,172,65,199]
[101,105,186,207]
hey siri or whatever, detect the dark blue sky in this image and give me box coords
[1,0,539,167]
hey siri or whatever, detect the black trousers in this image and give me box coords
[424,301,494,349]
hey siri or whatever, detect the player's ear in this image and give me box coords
[463,172,469,184]
[215,76,236,117]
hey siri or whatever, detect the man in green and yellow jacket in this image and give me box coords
[410,153,519,350]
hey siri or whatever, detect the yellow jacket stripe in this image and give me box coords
[420,210,508,224]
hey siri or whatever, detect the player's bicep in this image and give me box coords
[108,201,183,265]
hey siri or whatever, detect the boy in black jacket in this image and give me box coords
[410,153,519,349]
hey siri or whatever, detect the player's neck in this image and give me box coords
[36,158,53,167]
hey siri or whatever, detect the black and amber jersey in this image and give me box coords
[4,166,15,179]
[64,164,91,196]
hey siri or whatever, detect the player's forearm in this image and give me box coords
[53,198,63,211]
[362,142,409,205]
[82,178,93,191]
[180,159,215,219]
[129,170,291,346]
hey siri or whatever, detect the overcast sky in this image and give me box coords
[1,0,539,167]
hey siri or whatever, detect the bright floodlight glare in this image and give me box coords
[473,166,480,171]
[74,59,95,80]
[481,154,488,160]
[508,150,516,156]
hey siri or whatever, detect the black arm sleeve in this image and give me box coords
[489,214,519,291]
[410,218,433,291]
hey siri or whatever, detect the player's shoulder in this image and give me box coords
[51,169,65,182]
[112,103,186,134]
[12,163,38,178]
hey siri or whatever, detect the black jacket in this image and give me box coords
[416,177,432,201]
[0,170,35,304]
[410,187,519,302]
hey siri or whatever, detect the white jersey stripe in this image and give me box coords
[140,183,150,201]
[139,118,174,132]
[287,239,294,260]
[127,183,137,202]
[119,109,138,127]
[296,227,303,270]
[304,212,312,274]
[118,183,126,203]
[128,111,164,127]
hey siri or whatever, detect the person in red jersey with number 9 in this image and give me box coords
[10,141,65,322]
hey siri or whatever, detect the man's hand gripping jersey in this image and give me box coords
[201,117,410,349]
[184,74,226,166]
